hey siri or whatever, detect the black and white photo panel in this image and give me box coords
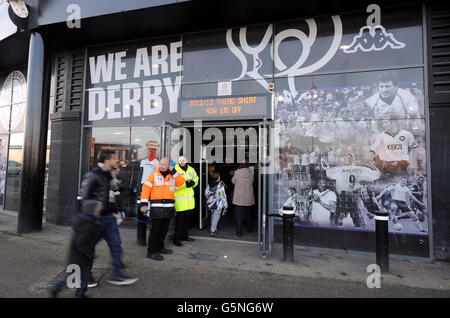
[273,68,428,236]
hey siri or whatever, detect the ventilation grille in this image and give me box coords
[69,52,84,111]
[428,2,450,104]
[54,55,65,113]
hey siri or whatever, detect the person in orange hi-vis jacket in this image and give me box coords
[139,157,185,261]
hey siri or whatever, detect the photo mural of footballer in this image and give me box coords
[274,70,428,235]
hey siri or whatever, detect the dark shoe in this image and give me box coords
[49,287,59,298]
[182,237,195,242]
[147,253,164,261]
[75,294,89,298]
[160,248,173,254]
[173,241,183,247]
[210,231,216,237]
[107,275,139,286]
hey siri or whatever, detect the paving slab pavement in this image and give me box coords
[0,212,449,298]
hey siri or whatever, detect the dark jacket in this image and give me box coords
[68,213,97,265]
[81,165,114,216]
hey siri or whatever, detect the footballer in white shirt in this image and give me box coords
[309,179,337,226]
[369,114,418,176]
[376,176,426,232]
[364,71,420,120]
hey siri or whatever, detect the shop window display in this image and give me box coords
[273,68,428,236]
[87,126,161,218]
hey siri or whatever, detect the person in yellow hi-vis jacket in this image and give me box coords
[173,156,199,246]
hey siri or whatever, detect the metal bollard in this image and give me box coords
[375,210,389,273]
[282,206,295,262]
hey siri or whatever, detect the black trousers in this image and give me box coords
[234,205,253,236]
[174,209,192,242]
[148,218,170,254]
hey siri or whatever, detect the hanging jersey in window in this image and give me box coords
[140,159,159,184]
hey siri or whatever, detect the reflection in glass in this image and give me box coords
[43,130,51,214]
[0,106,10,134]
[89,127,131,170]
[10,103,26,133]
[5,133,23,211]
[0,135,8,208]
[87,126,163,218]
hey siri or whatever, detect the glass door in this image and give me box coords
[199,143,214,230]
[161,121,181,161]
[0,134,9,210]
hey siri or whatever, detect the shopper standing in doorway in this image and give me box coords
[205,171,228,236]
[232,163,255,237]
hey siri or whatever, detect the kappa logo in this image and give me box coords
[343,4,405,54]
[343,25,405,53]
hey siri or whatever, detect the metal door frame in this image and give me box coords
[258,118,274,257]
[199,158,208,229]
[194,121,261,231]
[161,120,181,158]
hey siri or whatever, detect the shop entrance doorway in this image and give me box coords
[162,120,273,255]
[177,124,260,243]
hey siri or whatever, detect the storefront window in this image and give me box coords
[43,130,51,214]
[0,106,10,134]
[84,126,162,218]
[79,3,428,255]
[0,68,27,212]
[0,134,8,208]
[272,68,428,254]
[5,133,23,211]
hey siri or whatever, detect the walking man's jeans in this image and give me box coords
[210,208,222,232]
[88,215,123,278]
[53,261,90,297]
[148,218,171,254]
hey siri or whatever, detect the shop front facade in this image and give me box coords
[2,0,449,260]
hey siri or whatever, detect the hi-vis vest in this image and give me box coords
[174,164,199,212]
[140,167,185,205]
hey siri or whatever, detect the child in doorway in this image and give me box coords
[205,172,228,236]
